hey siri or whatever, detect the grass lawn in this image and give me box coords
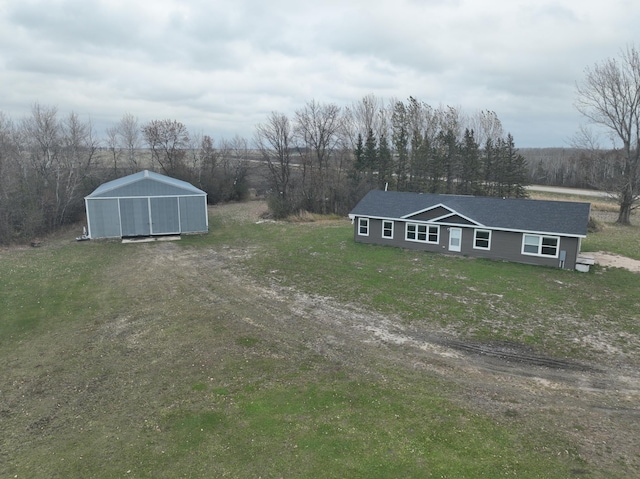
[1,200,638,478]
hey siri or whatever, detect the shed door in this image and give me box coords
[120,198,150,237]
[150,197,180,234]
[448,228,462,252]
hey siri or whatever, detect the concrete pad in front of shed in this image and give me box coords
[122,235,181,244]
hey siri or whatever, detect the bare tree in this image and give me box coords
[199,135,218,177]
[575,45,640,224]
[0,112,20,242]
[255,112,295,214]
[294,100,344,214]
[57,112,98,225]
[469,110,504,147]
[22,103,60,179]
[142,119,190,176]
[105,125,121,175]
[116,113,141,171]
[16,105,98,232]
[344,94,386,147]
[19,103,62,232]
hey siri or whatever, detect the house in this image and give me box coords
[348,190,591,270]
[84,170,208,239]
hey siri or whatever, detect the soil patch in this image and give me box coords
[588,251,640,272]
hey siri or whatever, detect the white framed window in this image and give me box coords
[522,234,559,257]
[358,218,369,236]
[382,220,394,239]
[406,223,439,243]
[473,229,492,250]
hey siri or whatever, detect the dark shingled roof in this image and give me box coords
[349,190,591,237]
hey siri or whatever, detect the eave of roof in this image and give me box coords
[86,170,205,198]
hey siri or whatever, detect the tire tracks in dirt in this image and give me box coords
[171,243,640,475]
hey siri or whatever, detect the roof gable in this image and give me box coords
[404,204,482,226]
[349,190,591,237]
[433,214,479,226]
[86,170,205,198]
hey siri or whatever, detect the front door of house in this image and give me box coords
[449,228,462,252]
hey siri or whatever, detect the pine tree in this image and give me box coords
[353,133,364,172]
[482,138,496,196]
[409,129,428,191]
[429,131,447,193]
[363,128,378,178]
[441,128,459,194]
[377,134,393,190]
[458,128,482,195]
[484,134,528,198]
[391,101,409,191]
[503,133,528,198]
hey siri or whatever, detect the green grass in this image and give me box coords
[582,222,640,259]
[1,202,638,478]
[528,190,640,260]
[201,218,639,359]
[0,241,129,344]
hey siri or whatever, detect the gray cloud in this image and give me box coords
[1,0,639,146]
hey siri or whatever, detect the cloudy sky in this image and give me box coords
[2,0,639,147]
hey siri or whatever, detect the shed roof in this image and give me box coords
[86,170,205,199]
[349,190,591,237]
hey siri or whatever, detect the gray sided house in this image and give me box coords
[349,190,591,270]
[85,170,208,239]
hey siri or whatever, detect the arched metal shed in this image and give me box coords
[84,170,208,239]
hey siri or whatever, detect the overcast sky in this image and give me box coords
[2,0,638,147]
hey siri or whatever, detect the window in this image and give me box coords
[406,223,439,243]
[382,220,394,239]
[358,218,369,236]
[522,234,559,257]
[474,229,491,250]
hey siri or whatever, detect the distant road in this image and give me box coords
[526,185,610,198]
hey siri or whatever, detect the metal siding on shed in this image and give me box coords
[85,171,208,238]
[120,198,150,236]
[179,196,208,233]
[150,197,180,234]
[87,198,121,238]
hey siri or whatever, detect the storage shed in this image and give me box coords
[85,170,208,239]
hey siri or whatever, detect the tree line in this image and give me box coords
[0,106,251,244]
[256,96,529,218]
[0,97,531,244]
[3,45,639,244]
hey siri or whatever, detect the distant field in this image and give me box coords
[527,189,640,259]
[1,200,639,478]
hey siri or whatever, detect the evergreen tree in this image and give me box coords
[348,132,370,206]
[391,101,409,191]
[440,128,459,194]
[429,131,447,193]
[353,133,364,172]
[377,133,393,190]
[409,129,428,191]
[458,128,482,195]
[363,128,378,178]
[483,137,496,196]
[484,134,528,198]
[502,133,528,198]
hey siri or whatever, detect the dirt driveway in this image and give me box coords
[151,221,640,477]
[588,251,640,272]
